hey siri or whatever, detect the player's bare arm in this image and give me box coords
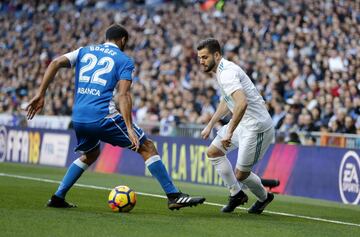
[118,80,139,151]
[201,99,230,139]
[221,89,247,148]
[26,55,71,120]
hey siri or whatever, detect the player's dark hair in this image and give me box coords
[196,38,221,54]
[105,24,129,41]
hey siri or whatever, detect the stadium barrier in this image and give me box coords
[1,114,359,148]
[0,125,78,167]
[1,125,359,205]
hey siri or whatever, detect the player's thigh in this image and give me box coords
[72,121,101,154]
[256,127,274,163]
[236,128,274,172]
[210,125,238,156]
[99,115,147,148]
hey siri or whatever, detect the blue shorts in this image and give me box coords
[72,114,147,153]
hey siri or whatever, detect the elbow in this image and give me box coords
[50,56,70,68]
[50,58,62,69]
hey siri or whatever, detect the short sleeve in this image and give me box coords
[63,47,82,67]
[219,70,243,96]
[118,58,135,81]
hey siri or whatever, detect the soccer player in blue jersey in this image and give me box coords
[26,24,205,210]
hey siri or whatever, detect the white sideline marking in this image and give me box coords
[1,172,359,228]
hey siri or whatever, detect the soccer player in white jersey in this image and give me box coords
[197,38,275,214]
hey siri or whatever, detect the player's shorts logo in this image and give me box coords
[338,151,360,205]
[0,126,7,162]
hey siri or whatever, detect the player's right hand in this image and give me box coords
[128,128,140,152]
[26,94,45,120]
[201,125,212,139]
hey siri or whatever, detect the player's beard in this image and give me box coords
[204,57,216,72]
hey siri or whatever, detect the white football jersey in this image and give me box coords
[216,58,273,132]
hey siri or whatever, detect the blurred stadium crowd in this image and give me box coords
[0,0,360,140]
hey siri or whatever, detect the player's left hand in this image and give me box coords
[128,128,140,152]
[221,132,233,150]
[201,124,212,139]
[26,94,45,120]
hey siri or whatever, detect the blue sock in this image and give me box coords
[55,158,88,199]
[145,155,179,194]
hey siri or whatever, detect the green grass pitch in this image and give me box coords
[0,162,359,237]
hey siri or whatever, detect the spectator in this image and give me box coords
[310,107,322,131]
[0,0,359,139]
[159,109,175,136]
[299,113,316,132]
[287,132,302,145]
[344,116,357,134]
[329,120,343,134]
[278,114,299,139]
[271,102,286,129]
[321,103,334,127]
[304,134,317,146]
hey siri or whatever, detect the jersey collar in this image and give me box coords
[104,42,119,48]
[216,58,225,75]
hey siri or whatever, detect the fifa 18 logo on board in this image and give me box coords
[339,151,360,205]
[0,126,7,162]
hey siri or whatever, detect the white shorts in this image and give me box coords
[211,124,274,172]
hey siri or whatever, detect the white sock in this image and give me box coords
[241,172,267,201]
[74,158,89,170]
[209,156,242,196]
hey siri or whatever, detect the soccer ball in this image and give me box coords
[108,185,136,212]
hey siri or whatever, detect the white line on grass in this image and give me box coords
[1,172,359,228]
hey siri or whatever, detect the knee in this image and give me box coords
[206,146,224,158]
[142,140,157,153]
[81,147,100,166]
[138,139,158,160]
[235,170,250,181]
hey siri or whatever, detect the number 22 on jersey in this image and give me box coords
[79,53,115,86]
